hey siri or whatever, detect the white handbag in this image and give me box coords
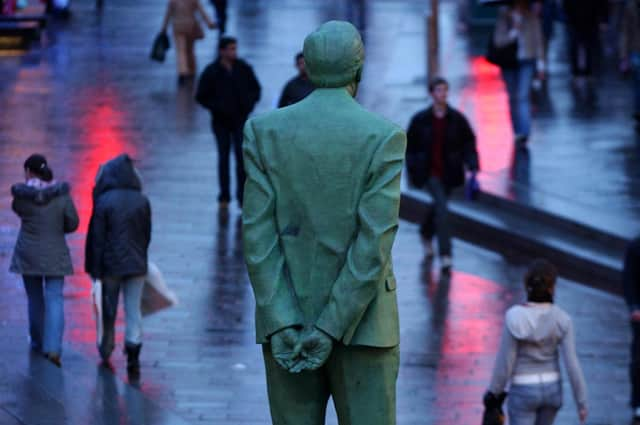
[141,262,179,316]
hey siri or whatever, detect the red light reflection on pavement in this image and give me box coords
[432,271,511,424]
[460,57,514,179]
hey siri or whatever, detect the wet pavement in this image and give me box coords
[0,0,636,424]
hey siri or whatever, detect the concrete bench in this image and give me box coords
[0,20,40,50]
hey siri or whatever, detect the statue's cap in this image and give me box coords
[303,21,364,88]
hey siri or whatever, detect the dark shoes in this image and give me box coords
[515,135,528,149]
[45,353,62,368]
[124,342,142,374]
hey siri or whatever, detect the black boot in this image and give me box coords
[124,342,142,373]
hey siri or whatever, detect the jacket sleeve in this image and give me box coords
[405,114,427,188]
[247,65,262,110]
[459,113,479,172]
[161,0,173,31]
[144,199,152,249]
[277,82,291,108]
[196,0,215,28]
[493,8,515,48]
[11,185,25,216]
[85,199,107,279]
[624,238,640,311]
[63,194,80,234]
[11,199,24,216]
[242,120,304,341]
[315,129,406,342]
[560,318,588,412]
[488,323,518,395]
[195,65,216,110]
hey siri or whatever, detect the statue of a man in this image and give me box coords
[242,20,406,425]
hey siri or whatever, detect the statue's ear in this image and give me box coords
[355,67,363,83]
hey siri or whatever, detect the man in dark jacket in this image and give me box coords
[406,77,479,272]
[278,52,314,108]
[85,154,151,374]
[196,36,261,207]
[562,0,608,80]
[623,236,640,421]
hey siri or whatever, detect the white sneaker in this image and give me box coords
[634,406,640,419]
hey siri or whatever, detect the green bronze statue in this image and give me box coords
[242,20,406,425]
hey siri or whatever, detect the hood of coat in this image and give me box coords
[505,303,567,343]
[93,154,142,197]
[11,182,70,205]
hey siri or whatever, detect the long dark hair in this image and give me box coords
[24,154,54,182]
[524,259,557,303]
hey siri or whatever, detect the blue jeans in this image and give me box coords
[420,177,452,256]
[631,52,640,116]
[501,60,536,139]
[22,275,65,355]
[99,276,145,360]
[508,382,562,425]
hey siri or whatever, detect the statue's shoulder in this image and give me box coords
[246,107,290,130]
[354,104,404,136]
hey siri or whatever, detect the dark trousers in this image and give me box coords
[262,343,399,425]
[632,322,640,407]
[568,30,599,77]
[212,121,245,204]
[420,177,452,256]
[211,0,227,34]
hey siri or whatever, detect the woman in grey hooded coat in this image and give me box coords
[10,154,79,367]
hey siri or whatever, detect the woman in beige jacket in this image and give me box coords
[493,0,544,147]
[162,0,216,83]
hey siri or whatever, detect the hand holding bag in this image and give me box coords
[150,31,170,62]
[482,391,507,425]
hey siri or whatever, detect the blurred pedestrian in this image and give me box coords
[278,52,314,108]
[161,0,216,85]
[493,0,545,147]
[562,0,608,83]
[623,236,640,421]
[532,0,558,64]
[209,0,226,35]
[620,0,640,128]
[85,154,151,374]
[406,77,479,273]
[10,154,79,367]
[196,37,261,208]
[485,259,588,425]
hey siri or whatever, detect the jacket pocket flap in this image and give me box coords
[385,276,397,291]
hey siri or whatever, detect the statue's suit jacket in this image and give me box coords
[243,88,406,348]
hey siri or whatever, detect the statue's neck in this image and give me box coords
[313,85,357,99]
